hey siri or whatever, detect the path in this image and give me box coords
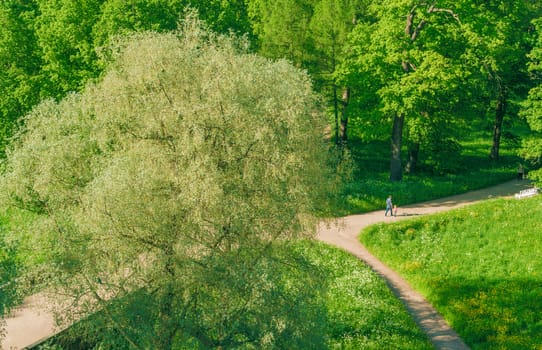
[1,294,57,350]
[1,179,534,349]
[317,179,533,350]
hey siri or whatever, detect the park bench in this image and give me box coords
[514,187,539,199]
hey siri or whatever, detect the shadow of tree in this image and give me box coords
[426,277,542,349]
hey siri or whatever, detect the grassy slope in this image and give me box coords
[9,130,532,347]
[359,196,542,349]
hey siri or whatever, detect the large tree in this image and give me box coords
[519,17,542,182]
[1,14,339,348]
[460,1,542,161]
[340,1,471,180]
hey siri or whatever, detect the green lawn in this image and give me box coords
[359,196,542,349]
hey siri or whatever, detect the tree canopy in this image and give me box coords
[0,0,252,158]
[2,0,542,180]
[520,17,542,181]
[1,14,340,348]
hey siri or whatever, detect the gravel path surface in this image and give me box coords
[317,179,534,350]
[1,179,534,349]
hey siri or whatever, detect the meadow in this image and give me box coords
[360,196,542,349]
[300,242,433,349]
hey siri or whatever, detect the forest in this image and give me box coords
[1,0,542,349]
[1,1,542,181]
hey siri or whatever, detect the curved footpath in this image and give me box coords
[1,179,534,349]
[317,179,533,350]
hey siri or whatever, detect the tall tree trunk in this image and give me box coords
[339,87,350,145]
[333,85,340,144]
[405,142,420,174]
[390,114,404,181]
[392,4,460,181]
[490,86,507,160]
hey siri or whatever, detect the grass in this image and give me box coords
[359,196,542,349]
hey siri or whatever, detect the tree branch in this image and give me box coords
[427,4,462,25]
[405,4,419,37]
[411,19,426,41]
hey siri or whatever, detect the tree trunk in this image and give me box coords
[333,85,340,145]
[490,87,507,160]
[405,142,420,174]
[390,114,404,181]
[338,87,350,145]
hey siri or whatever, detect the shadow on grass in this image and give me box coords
[426,277,542,349]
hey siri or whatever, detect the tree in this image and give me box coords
[247,0,314,64]
[0,236,19,319]
[520,17,542,182]
[460,1,542,161]
[0,0,253,158]
[309,0,368,145]
[193,0,252,35]
[0,0,42,155]
[247,0,370,146]
[34,0,104,98]
[1,14,338,348]
[340,1,470,180]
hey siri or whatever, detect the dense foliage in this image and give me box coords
[1,15,341,348]
[1,0,542,178]
[0,0,252,156]
[360,197,542,349]
[520,18,542,181]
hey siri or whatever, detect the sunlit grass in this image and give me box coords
[359,196,542,349]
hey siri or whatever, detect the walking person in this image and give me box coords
[385,195,394,216]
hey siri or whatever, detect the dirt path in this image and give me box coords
[1,179,534,349]
[1,293,56,350]
[317,179,534,350]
